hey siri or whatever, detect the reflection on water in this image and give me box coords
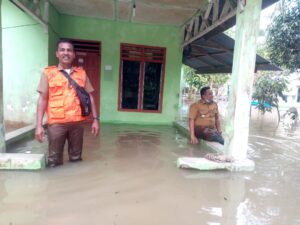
[1,122,300,225]
[241,121,300,225]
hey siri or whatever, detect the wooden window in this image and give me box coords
[118,43,166,112]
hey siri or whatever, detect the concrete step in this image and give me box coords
[173,121,224,153]
[177,157,255,171]
[0,153,46,170]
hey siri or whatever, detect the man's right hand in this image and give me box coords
[35,125,45,142]
[190,135,199,144]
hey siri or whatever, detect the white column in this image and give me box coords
[224,0,262,160]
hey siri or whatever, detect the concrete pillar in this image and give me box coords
[0,0,6,153]
[224,0,262,160]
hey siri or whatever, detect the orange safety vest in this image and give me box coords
[44,66,87,124]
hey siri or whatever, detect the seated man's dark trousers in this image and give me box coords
[47,121,84,167]
[194,126,224,145]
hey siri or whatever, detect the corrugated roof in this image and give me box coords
[183,33,281,74]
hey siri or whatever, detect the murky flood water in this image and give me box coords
[1,122,300,225]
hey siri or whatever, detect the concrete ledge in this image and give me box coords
[173,121,224,153]
[0,153,46,170]
[177,157,255,172]
[173,120,190,137]
[177,157,231,170]
[5,124,36,145]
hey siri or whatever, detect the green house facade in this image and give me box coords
[2,0,183,128]
[1,0,280,160]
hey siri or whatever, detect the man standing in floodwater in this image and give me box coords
[188,86,224,145]
[35,39,99,167]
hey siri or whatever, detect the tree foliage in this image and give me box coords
[183,65,230,92]
[183,66,207,91]
[266,0,300,71]
[252,73,288,121]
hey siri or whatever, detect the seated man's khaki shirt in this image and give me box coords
[188,100,219,129]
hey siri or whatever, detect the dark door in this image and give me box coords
[71,40,101,120]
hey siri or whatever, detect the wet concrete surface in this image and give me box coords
[1,122,300,225]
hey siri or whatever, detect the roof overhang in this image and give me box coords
[183,33,281,74]
[182,0,279,47]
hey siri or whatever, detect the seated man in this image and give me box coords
[188,86,224,145]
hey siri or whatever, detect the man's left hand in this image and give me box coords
[91,120,100,136]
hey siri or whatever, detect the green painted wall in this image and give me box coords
[58,15,183,125]
[1,0,48,124]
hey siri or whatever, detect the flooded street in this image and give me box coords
[1,121,300,225]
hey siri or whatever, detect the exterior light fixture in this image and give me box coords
[133,2,136,17]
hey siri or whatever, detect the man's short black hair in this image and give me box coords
[56,39,74,50]
[200,86,211,97]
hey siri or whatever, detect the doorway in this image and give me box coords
[71,39,101,119]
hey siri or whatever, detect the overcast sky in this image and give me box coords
[260,3,278,30]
